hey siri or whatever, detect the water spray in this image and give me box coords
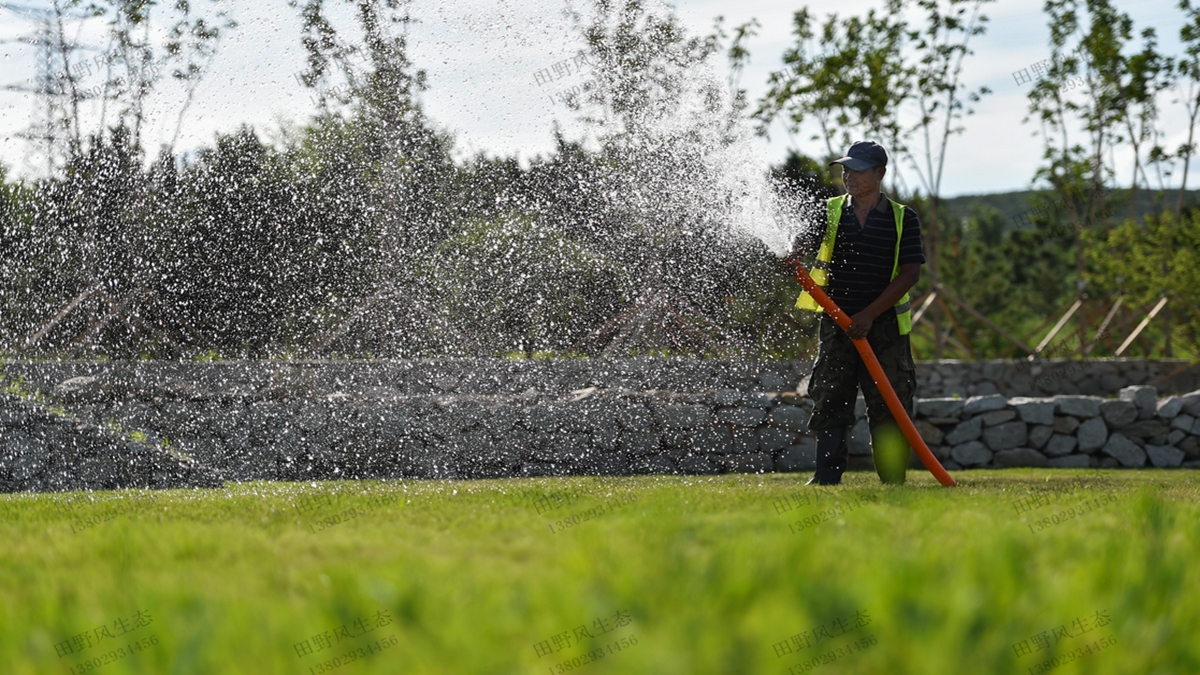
[788,260,957,487]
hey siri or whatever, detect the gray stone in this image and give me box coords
[1184,459,1200,469]
[1170,414,1196,432]
[914,420,944,446]
[1043,434,1078,457]
[1121,420,1170,440]
[714,389,743,406]
[944,417,983,445]
[942,460,964,471]
[1119,385,1158,416]
[1028,424,1054,450]
[950,441,992,467]
[1099,457,1120,468]
[962,394,1008,415]
[1076,417,1108,453]
[1181,436,1200,458]
[983,421,1027,451]
[744,392,776,409]
[848,419,872,456]
[1098,400,1138,429]
[715,406,767,427]
[684,428,731,453]
[631,456,677,475]
[1053,416,1081,434]
[729,451,773,474]
[993,448,1049,468]
[1101,433,1146,467]
[676,455,720,474]
[927,417,962,427]
[1049,454,1093,468]
[980,410,1018,427]
[769,405,811,432]
[1167,429,1187,446]
[1146,444,1185,468]
[973,382,1000,396]
[918,398,964,418]
[1180,390,1200,417]
[657,405,714,429]
[1156,396,1183,419]
[1009,398,1056,425]
[1054,396,1102,418]
[618,431,660,456]
[759,371,789,391]
[724,430,758,455]
[757,427,797,453]
[776,438,817,471]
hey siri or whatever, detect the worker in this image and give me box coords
[784,141,925,485]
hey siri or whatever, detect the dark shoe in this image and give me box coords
[806,474,841,486]
[811,426,848,485]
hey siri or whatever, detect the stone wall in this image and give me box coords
[2,360,1198,492]
[0,393,223,493]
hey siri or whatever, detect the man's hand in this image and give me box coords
[846,310,876,340]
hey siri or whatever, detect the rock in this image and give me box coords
[657,405,714,429]
[848,419,872,456]
[724,430,758,454]
[993,448,1049,467]
[1179,436,1200,458]
[758,427,797,453]
[729,451,773,474]
[1076,417,1108,453]
[1170,414,1195,432]
[1101,433,1146,467]
[618,431,661,456]
[769,405,811,432]
[1184,459,1200,469]
[963,394,1008,415]
[1167,429,1187,446]
[744,393,775,409]
[1053,416,1081,434]
[983,421,1027,451]
[914,420,944,446]
[1054,396,1102,418]
[776,438,817,471]
[1098,457,1120,468]
[1099,400,1138,429]
[942,459,964,471]
[1145,444,1185,468]
[1046,429,1084,456]
[1121,420,1170,440]
[714,389,743,406]
[1156,396,1183,419]
[918,398,965,418]
[951,441,992,467]
[631,456,677,475]
[1180,390,1200,417]
[759,371,789,391]
[683,428,730,453]
[980,410,1018,427]
[1119,385,1158,417]
[1009,398,1056,425]
[927,417,962,427]
[1049,454,1093,468]
[715,406,767,427]
[944,417,983,445]
[1028,424,1054,450]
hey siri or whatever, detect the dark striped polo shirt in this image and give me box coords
[795,192,925,317]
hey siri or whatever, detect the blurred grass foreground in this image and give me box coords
[1,470,1197,674]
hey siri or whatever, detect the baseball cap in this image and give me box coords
[829,141,888,171]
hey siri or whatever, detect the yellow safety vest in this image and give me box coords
[795,194,913,336]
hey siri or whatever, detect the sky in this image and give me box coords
[0,0,1189,197]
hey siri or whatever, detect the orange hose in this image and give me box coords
[791,261,957,487]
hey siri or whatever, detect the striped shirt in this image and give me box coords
[794,192,925,316]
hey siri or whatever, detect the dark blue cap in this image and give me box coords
[829,141,888,171]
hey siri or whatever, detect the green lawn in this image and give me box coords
[1,470,1197,675]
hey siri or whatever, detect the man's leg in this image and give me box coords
[857,311,918,484]
[806,314,861,484]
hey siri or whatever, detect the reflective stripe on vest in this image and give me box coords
[795,194,913,336]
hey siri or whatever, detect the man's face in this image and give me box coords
[842,166,886,195]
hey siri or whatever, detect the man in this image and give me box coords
[784,141,925,485]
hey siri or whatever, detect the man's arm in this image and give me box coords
[846,263,921,339]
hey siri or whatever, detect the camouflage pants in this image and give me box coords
[807,310,917,433]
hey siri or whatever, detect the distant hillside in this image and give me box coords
[937,188,1200,230]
